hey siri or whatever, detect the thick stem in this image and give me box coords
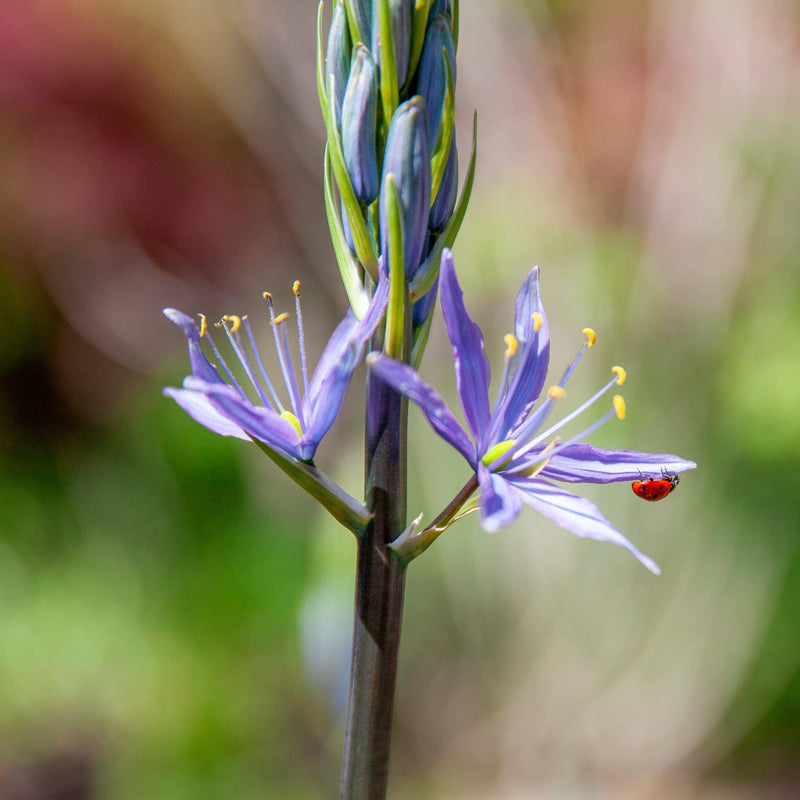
[340,300,410,799]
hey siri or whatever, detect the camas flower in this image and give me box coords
[368,250,696,573]
[164,277,388,463]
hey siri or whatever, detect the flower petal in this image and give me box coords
[163,308,224,385]
[508,476,661,574]
[163,386,249,440]
[367,353,475,464]
[539,444,698,484]
[186,378,304,459]
[439,249,491,445]
[500,267,551,437]
[477,463,523,533]
[304,275,390,447]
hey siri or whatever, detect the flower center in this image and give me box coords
[481,438,516,467]
[280,410,303,437]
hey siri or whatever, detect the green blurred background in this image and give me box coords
[1,0,799,797]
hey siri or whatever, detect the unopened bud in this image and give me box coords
[342,45,379,203]
[416,12,456,152]
[325,2,351,127]
[429,132,458,232]
[350,0,374,45]
[380,97,431,278]
[429,0,452,19]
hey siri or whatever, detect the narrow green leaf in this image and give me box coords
[326,74,380,280]
[383,174,406,360]
[324,145,370,318]
[377,0,399,130]
[409,110,477,300]
[316,1,329,122]
[453,0,459,50]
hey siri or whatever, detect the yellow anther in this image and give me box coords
[262,291,272,301]
[198,313,207,338]
[504,334,518,358]
[613,394,626,420]
[227,314,242,333]
[531,312,543,332]
[582,327,597,347]
[548,385,566,400]
[612,365,627,385]
[481,438,517,467]
[273,312,290,325]
[293,280,301,296]
[280,410,303,437]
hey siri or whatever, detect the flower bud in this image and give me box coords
[416,12,456,152]
[380,98,431,278]
[429,132,457,232]
[326,2,351,127]
[428,0,452,19]
[342,45,379,203]
[373,0,413,89]
[350,0,374,44]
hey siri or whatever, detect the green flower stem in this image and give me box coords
[392,474,478,562]
[340,294,411,800]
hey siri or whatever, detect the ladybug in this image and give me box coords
[632,468,680,502]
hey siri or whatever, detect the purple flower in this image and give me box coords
[368,250,696,573]
[164,277,388,463]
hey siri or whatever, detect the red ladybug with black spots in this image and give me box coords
[632,468,680,502]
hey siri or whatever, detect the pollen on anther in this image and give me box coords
[504,334,518,358]
[548,385,566,400]
[197,313,207,337]
[293,280,301,296]
[613,394,626,420]
[262,291,272,302]
[612,366,627,385]
[273,312,290,326]
[227,315,242,333]
[582,328,597,347]
[531,312,543,332]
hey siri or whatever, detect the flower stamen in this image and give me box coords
[201,320,248,399]
[265,293,306,429]
[293,281,310,397]
[582,327,596,347]
[515,371,624,459]
[216,315,274,409]
[504,334,518,358]
[241,316,284,411]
